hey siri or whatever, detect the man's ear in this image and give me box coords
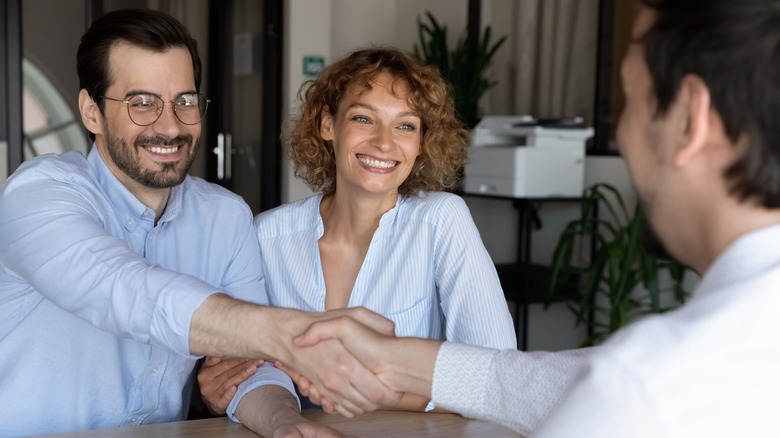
[78,89,102,137]
[320,105,334,141]
[673,74,711,166]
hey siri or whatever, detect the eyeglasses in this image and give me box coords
[102,93,210,126]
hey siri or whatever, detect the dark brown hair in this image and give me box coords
[641,0,780,207]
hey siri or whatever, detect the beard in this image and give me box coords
[107,132,198,189]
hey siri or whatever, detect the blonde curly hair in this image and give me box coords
[285,47,470,197]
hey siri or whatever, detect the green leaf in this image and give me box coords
[546,183,691,345]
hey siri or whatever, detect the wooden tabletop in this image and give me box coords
[30,409,523,437]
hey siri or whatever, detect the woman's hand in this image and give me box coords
[198,356,264,415]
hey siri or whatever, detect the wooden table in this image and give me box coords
[29,410,523,437]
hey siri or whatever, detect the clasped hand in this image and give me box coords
[199,307,401,417]
[276,311,403,416]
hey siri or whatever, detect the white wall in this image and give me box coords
[284,0,333,202]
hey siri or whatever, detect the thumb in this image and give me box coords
[293,318,345,347]
[348,307,395,336]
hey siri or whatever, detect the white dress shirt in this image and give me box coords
[433,224,780,437]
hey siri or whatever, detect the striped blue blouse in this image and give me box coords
[254,191,517,349]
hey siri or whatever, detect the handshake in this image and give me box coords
[196,305,442,419]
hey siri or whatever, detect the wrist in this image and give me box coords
[383,338,441,398]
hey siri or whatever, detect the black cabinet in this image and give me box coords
[465,195,583,350]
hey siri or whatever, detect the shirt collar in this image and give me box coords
[87,146,184,230]
[697,223,780,295]
[310,193,403,238]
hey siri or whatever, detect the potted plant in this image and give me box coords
[413,11,506,128]
[546,183,690,346]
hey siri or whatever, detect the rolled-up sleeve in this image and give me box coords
[227,363,300,422]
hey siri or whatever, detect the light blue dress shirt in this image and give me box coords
[0,148,277,436]
[254,192,517,347]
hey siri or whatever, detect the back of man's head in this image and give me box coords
[641,0,780,207]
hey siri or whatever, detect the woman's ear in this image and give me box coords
[320,105,334,141]
[673,74,711,167]
[78,89,103,137]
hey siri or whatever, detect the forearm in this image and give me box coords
[189,293,295,361]
[234,385,301,437]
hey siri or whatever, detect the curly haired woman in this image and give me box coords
[199,47,515,433]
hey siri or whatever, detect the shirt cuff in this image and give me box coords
[227,363,300,423]
[431,342,497,416]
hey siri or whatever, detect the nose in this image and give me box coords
[371,124,393,152]
[151,102,183,138]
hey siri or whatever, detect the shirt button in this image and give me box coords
[150,367,158,374]
[130,417,138,423]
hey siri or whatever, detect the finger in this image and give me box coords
[335,404,353,418]
[217,385,237,411]
[225,360,259,384]
[319,397,335,414]
[297,377,312,397]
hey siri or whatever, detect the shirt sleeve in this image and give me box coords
[0,157,217,357]
[227,363,300,423]
[432,342,589,436]
[432,195,517,349]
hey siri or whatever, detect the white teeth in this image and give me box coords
[358,156,397,169]
[147,146,179,154]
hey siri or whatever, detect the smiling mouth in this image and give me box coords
[144,145,181,154]
[357,154,399,169]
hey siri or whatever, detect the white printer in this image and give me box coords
[464,116,593,198]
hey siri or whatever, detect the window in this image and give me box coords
[23,58,88,160]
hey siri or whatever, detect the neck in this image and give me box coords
[320,191,399,242]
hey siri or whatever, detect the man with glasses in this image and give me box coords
[0,9,395,436]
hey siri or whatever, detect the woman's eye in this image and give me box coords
[399,123,417,132]
[351,115,370,123]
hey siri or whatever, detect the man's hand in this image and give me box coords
[273,307,402,417]
[190,296,401,417]
[292,315,442,400]
[198,356,263,415]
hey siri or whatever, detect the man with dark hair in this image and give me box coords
[288,0,780,436]
[0,9,395,436]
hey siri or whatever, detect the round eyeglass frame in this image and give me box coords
[101,93,211,126]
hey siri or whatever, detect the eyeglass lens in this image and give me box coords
[126,94,209,126]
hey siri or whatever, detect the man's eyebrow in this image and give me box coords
[123,90,199,98]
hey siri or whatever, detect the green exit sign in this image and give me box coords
[303,56,325,76]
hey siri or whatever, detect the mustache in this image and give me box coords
[134,134,193,147]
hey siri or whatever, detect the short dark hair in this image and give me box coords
[640,0,780,207]
[77,9,202,140]
[286,47,469,196]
